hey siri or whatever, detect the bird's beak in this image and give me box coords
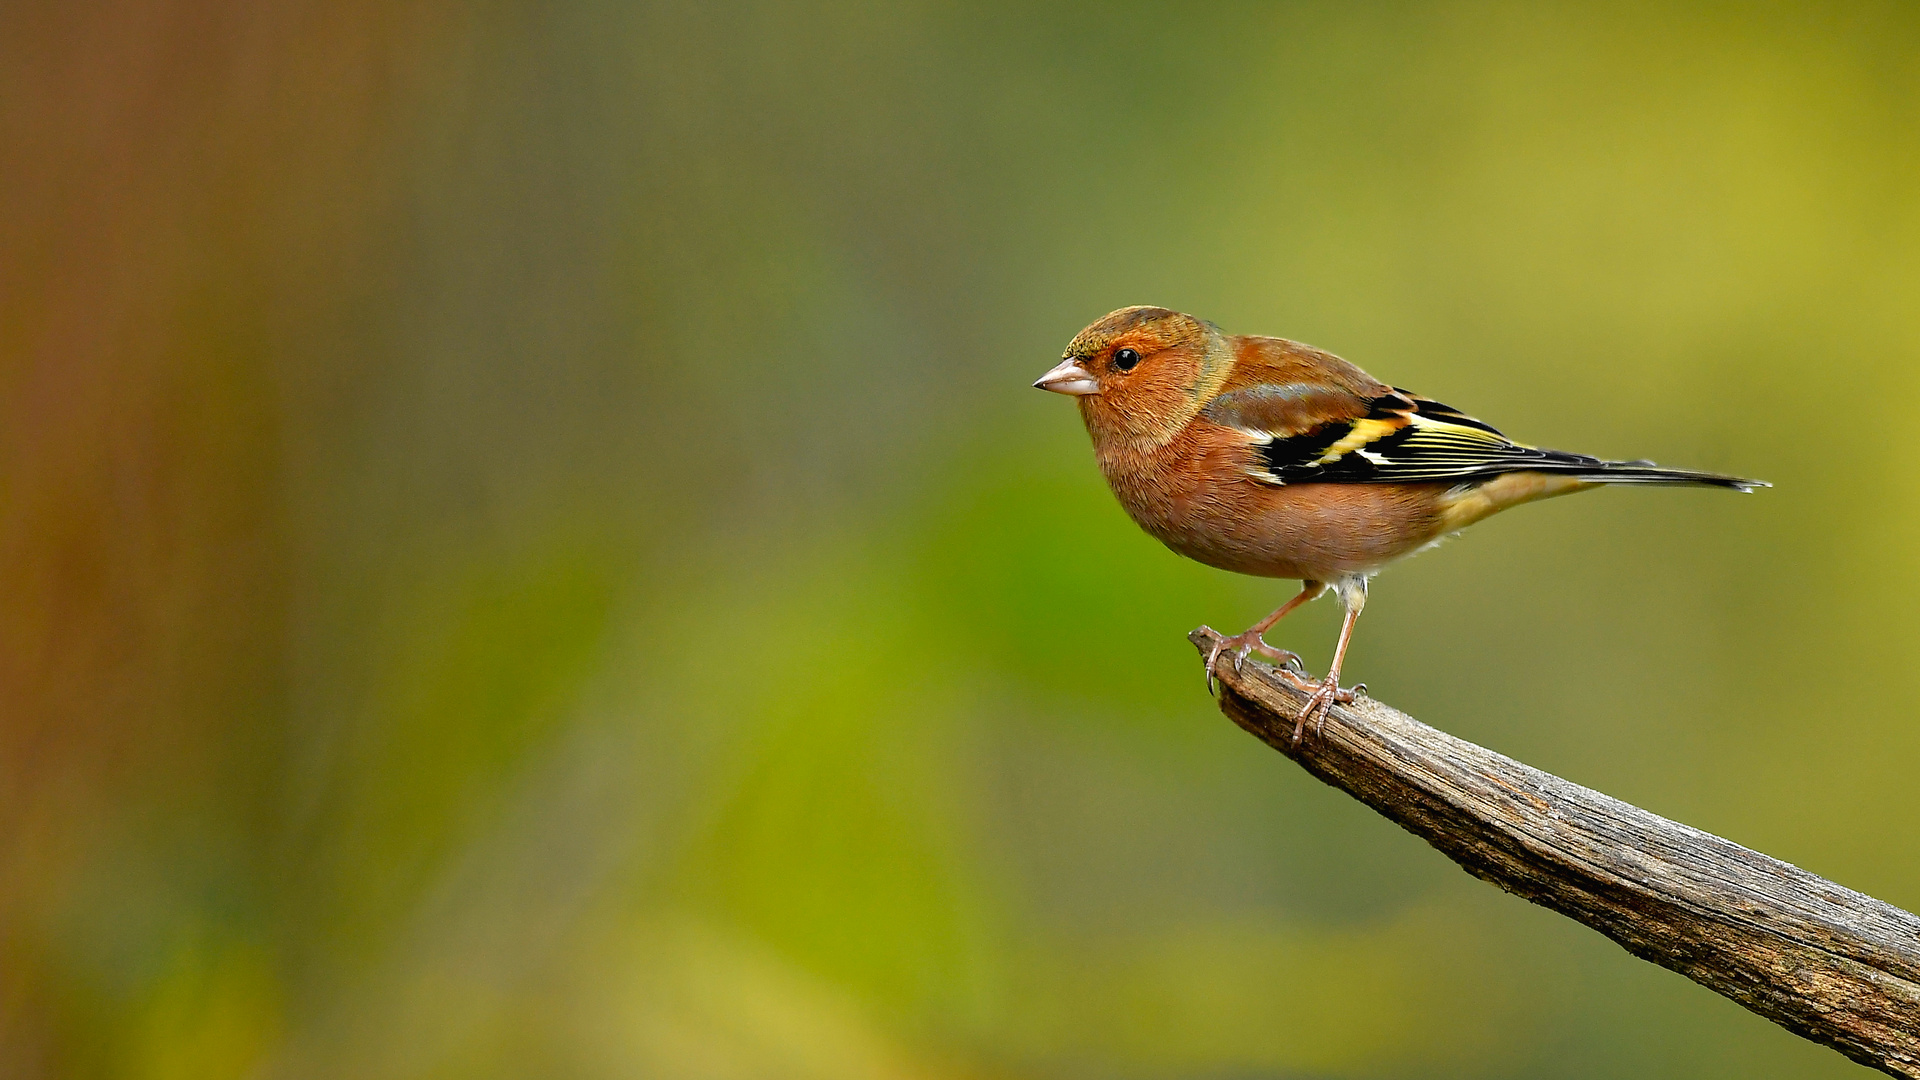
[1032,358,1099,396]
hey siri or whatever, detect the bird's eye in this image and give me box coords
[1112,348,1141,371]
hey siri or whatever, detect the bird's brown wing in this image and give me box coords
[1200,382,1373,439]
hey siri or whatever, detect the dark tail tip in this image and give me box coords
[1584,462,1770,491]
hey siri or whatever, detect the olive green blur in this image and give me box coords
[3,2,1915,1076]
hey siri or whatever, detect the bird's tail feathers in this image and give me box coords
[1545,457,1768,492]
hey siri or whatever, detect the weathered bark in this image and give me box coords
[1191,626,1920,1076]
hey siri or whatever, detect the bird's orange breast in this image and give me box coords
[1094,420,1455,581]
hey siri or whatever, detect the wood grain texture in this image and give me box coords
[1191,626,1920,1076]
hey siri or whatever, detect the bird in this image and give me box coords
[1032,306,1766,742]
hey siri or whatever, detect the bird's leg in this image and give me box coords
[1294,579,1367,743]
[1205,581,1324,695]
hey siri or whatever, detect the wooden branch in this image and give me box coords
[1190,626,1920,1076]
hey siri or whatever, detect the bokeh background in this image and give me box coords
[4,1,1918,1076]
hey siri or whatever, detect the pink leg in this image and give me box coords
[1205,581,1326,695]
[1293,579,1368,742]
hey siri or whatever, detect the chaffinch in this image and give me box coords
[1033,306,1766,740]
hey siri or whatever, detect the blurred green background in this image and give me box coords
[3,1,1917,1076]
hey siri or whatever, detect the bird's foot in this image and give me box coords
[1203,626,1305,696]
[1290,676,1358,744]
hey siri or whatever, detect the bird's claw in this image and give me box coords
[1204,627,1304,696]
[1291,677,1357,745]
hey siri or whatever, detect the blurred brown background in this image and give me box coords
[3,2,1917,1076]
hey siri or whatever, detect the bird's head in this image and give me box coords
[1033,306,1235,446]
